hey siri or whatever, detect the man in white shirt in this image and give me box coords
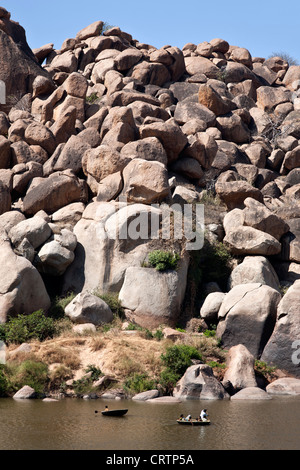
[200,409,208,421]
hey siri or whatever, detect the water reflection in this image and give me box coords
[0,396,299,450]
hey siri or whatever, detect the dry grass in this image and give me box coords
[89,335,106,352]
[80,330,171,382]
[93,333,170,382]
[9,327,171,384]
[29,337,86,370]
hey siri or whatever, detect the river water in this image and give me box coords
[0,396,299,451]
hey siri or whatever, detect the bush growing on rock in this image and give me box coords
[147,250,180,272]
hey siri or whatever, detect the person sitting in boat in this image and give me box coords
[103,406,109,412]
[185,414,192,421]
[178,414,184,421]
[200,409,208,421]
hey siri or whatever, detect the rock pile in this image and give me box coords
[1,6,300,384]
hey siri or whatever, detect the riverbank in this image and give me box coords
[2,316,287,402]
[3,319,224,399]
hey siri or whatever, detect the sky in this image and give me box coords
[1,0,300,63]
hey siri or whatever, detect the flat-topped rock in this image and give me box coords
[230,387,272,400]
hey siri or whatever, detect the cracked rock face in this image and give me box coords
[261,280,300,377]
[173,364,230,400]
[0,230,51,323]
[216,283,281,358]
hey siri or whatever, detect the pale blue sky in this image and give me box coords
[2,0,300,63]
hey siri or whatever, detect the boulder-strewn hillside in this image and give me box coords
[1,5,300,385]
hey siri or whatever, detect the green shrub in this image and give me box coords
[6,360,49,396]
[93,291,125,318]
[85,364,103,381]
[203,329,216,338]
[158,343,203,395]
[207,361,226,369]
[86,92,99,104]
[124,373,156,394]
[101,22,114,34]
[72,377,93,396]
[254,360,277,379]
[153,329,164,341]
[0,310,57,345]
[0,366,9,397]
[160,344,202,377]
[148,250,180,272]
[144,329,154,340]
[126,323,142,331]
[48,365,73,392]
[159,369,181,395]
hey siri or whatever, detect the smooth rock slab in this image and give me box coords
[223,226,281,256]
[121,158,170,204]
[36,240,75,276]
[200,292,226,323]
[9,215,52,250]
[13,385,37,399]
[132,390,160,401]
[22,170,88,215]
[119,262,188,329]
[228,256,280,291]
[266,378,300,395]
[230,387,272,400]
[147,396,182,403]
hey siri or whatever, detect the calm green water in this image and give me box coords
[0,396,299,450]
